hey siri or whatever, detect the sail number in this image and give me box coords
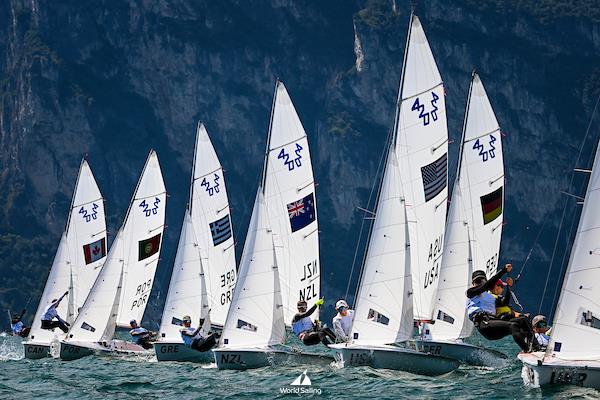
[485,253,498,276]
[424,234,443,289]
[412,92,439,126]
[201,173,220,196]
[139,197,161,217]
[299,260,318,302]
[220,269,236,306]
[278,143,303,171]
[131,279,152,310]
[79,203,99,222]
[473,134,497,162]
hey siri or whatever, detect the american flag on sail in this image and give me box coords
[421,153,447,202]
[287,193,316,233]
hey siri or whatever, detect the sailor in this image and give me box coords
[532,315,550,349]
[10,309,30,338]
[179,315,218,352]
[129,319,155,350]
[332,299,354,342]
[291,298,336,346]
[466,264,539,352]
[40,291,70,333]
[490,278,528,320]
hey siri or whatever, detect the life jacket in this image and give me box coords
[292,316,313,336]
[466,292,496,320]
[491,293,512,317]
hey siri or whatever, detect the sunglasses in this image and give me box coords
[338,306,348,311]
[535,322,547,328]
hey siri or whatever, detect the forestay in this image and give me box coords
[350,148,414,346]
[219,191,286,349]
[263,81,320,325]
[549,139,600,360]
[66,151,166,343]
[188,123,236,327]
[394,15,448,320]
[429,73,504,340]
[28,159,107,344]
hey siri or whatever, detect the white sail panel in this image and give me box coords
[219,191,285,349]
[28,160,106,345]
[158,213,207,341]
[351,150,414,345]
[189,123,236,327]
[264,81,320,325]
[429,73,504,340]
[116,151,167,326]
[395,15,448,320]
[549,141,600,359]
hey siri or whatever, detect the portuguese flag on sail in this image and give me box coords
[480,187,503,225]
[138,233,162,261]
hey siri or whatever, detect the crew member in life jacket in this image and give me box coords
[332,299,354,342]
[129,319,156,349]
[490,278,528,320]
[179,315,218,352]
[466,264,540,352]
[10,309,30,338]
[40,291,70,333]
[291,298,336,346]
[532,315,550,349]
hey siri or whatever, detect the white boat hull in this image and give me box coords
[213,347,334,370]
[406,339,508,367]
[329,343,459,376]
[59,339,148,361]
[519,352,600,389]
[23,342,51,359]
[153,341,213,363]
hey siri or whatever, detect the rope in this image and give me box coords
[344,128,393,301]
[538,92,600,314]
[514,220,547,283]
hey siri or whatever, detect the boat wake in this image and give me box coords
[0,336,24,361]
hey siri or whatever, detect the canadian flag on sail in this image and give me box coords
[83,237,106,265]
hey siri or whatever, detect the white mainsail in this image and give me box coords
[429,73,504,340]
[28,159,107,345]
[395,15,448,320]
[350,148,413,346]
[263,81,320,325]
[548,139,600,360]
[219,191,285,349]
[66,151,166,343]
[159,123,235,340]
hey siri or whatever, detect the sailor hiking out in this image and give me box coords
[291,298,336,346]
[40,291,70,333]
[129,319,156,350]
[466,264,539,352]
[179,315,218,352]
[10,308,30,338]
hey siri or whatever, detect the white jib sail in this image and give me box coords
[548,139,600,360]
[350,148,414,346]
[66,151,166,343]
[219,191,285,349]
[188,123,236,327]
[395,15,449,320]
[28,159,107,345]
[429,73,504,341]
[263,81,320,325]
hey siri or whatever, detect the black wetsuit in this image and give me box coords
[466,267,538,352]
[292,305,336,346]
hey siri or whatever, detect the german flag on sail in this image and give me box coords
[480,187,503,225]
[138,233,162,261]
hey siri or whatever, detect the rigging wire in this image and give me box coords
[537,92,600,314]
[514,220,547,284]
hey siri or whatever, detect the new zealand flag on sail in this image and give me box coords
[287,193,316,233]
[210,214,232,246]
[421,153,448,202]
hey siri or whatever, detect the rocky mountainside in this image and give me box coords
[1,0,599,326]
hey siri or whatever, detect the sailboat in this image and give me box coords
[519,138,600,388]
[24,159,107,359]
[59,150,166,360]
[214,81,329,370]
[154,123,236,362]
[408,73,508,365]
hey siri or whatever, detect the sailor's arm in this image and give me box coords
[466,264,511,298]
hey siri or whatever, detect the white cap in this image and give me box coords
[336,300,349,310]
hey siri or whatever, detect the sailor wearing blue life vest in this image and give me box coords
[40,291,70,333]
[179,315,218,352]
[129,319,156,349]
[291,299,336,346]
[10,309,30,338]
[466,264,539,352]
